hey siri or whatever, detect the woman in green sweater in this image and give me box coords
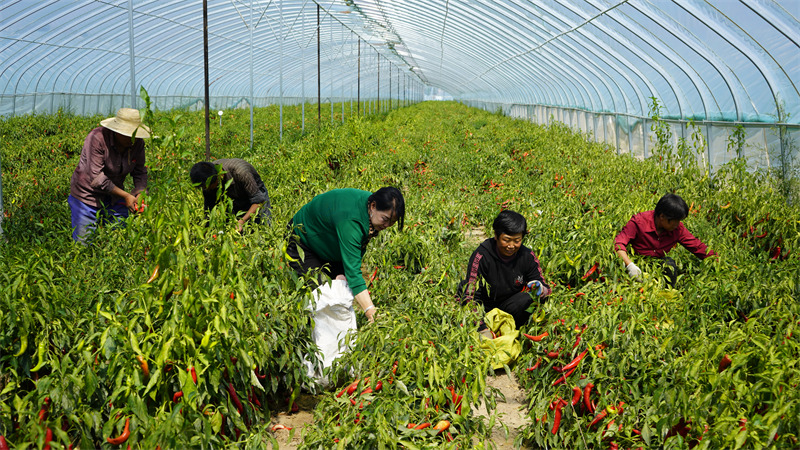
[286,187,405,322]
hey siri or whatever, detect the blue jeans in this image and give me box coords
[68,195,129,243]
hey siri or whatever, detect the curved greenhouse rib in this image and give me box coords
[680,1,778,121]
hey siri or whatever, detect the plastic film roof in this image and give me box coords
[1,0,799,125]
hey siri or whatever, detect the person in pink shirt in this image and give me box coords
[615,193,716,286]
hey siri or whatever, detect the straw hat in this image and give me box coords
[100,108,151,138]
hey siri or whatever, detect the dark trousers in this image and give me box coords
[285,220,344,288]
[492,292,535,329]
[662,256,678,288]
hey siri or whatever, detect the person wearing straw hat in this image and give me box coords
[68,108,150,243]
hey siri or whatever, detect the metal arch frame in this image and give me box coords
[471,5,589,109]
[739,0,800,104]
[542,1,664,117]
[679,1,779,121]
[627,1,732,120]
[26,4,104,107]
[528,2,647,116]
[458,1,651,118]
[592,1,704,119]
[482,5,606,112]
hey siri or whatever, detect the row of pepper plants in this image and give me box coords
[1,99,799,449]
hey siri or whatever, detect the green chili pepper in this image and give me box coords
[14,334,28,357]
[30,339,47,372]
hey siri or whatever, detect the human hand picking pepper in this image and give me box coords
[526,280,544,296]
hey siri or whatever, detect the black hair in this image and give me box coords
[190,161,219,189]
[492,210,527,237]
[654,193,689,221]
[368,186,405,231]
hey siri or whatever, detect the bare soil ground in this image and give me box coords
[270,226,533,449]
[474,369,533,449]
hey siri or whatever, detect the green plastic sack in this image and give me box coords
[479,308,521,370]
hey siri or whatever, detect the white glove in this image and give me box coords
[526,280,543,296]
[626,262,642,280]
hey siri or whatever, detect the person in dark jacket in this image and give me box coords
[190,158,271,231]
[458,210,551,329]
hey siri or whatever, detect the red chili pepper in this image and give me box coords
[526,358,543,371]
[374,380,383,392]
[609,442,619,450]
[43,428,53,450]
[582,263,598,279]
[551,405,563,434]
[38,397,51,423]
[407,423,417,429]
[547,350,560,358]
[346,379,361,396]
[555,349,588,373]
[552,366,577,386]
[414,422,431,430]
[368,268,378,286]
[589,409,607,428]
[173,391,183,403]
[602,419,616,438]
[584,383,595,414]
[107,418,130,445]
[572,335,582,349]
[755,231,767,238]
[227,382,244,416]
[571,386,582,406]
[189,366,198,384]
[523,331,549,341]
[718,354,732,372]
[0,436,9,450]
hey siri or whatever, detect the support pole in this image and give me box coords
[357,39,361,116]
[203,0,211,160]
[317,4,321,129]
[127,0,137,107]
[249,0,254,149]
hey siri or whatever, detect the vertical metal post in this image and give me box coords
[330,21,333,125]
[317,4,321,129]
[357,39,361,116]
[301,44,305,133]
[249,0,254,149]
[203,0,211,160]
[279,0,284,139]
[377,55,380,113]
[127,0,137,107]
[389,64,392,111]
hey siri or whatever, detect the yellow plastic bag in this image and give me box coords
[479,308,521,370]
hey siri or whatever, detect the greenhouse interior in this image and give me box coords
[1,0,799,449]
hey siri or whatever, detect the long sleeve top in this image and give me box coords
[291,189,372,295]
[614,210,716,259]
[203,158,270,213]
[70,127,147,207]
[460,238,551,307]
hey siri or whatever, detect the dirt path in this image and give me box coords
[474,370,533,449]
[269,371,533,449]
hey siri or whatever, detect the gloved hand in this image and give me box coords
[626,262,642,280]
[526,280,543,296]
